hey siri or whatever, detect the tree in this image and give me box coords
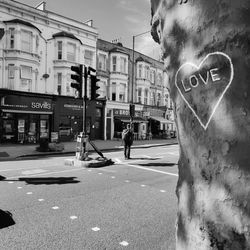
[151,0,250,249]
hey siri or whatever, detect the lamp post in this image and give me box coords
[131,30,151,105]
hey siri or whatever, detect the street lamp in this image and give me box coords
[131,30,151,106]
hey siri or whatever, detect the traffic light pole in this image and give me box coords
[83,66,88,156]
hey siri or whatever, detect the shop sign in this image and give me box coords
[1,95,52,112]
[64,104,83,110]
[113,109,142,117]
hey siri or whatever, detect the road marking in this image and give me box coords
[38,199,44,202]
[17,186,22,189]
[111,176,115,179]
[114,158,122,163]
[26,192,33,195]
[141,184,146,187]
[119,241,129,246]
[126,164,178,177]
[92,227,100,231]
[160,190,166,193]
[125,180,130,183]
[88,169,92,172]
[70,216,77,220]
[8,181,14,184]
[52,206,59,210]
[98,173,103,175]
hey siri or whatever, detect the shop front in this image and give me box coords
[53,97,106,142]
[112,108,148,140]
[0,93,52,144]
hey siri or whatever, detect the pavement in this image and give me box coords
[0,138,178,162]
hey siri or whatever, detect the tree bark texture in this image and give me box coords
[151,0,250,249]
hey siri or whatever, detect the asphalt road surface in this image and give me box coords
[0,144,179,250]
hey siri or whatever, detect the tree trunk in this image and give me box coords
[151,0,250,249]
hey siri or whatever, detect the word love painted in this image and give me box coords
[175,52,234,130]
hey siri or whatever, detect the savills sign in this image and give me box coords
[1,95,52,111]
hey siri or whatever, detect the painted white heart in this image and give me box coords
[175,52,234,130]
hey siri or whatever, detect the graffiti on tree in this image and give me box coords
[175,52,234,130]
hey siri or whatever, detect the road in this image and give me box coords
[0,144,179,250]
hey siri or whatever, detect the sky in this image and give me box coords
[17,0,161,60]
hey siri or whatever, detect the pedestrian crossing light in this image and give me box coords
[90,75,100,100]
[71,64,83,98]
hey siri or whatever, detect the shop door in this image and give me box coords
[94,108,102,140]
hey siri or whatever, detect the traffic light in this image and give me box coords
[129,104,135,117]
[90,75,100,100]
[70,64,83,98]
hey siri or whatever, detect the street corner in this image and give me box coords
[64,157,114,168]
[88,157,114,168]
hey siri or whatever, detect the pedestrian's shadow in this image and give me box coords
[0,210,15,229]
[138,162,177,167]
[0,175,80,185]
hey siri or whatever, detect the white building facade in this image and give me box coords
[96,39,176,140]
[0,0,102,143]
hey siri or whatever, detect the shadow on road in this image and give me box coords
[0,175,80,185]
[0,210,15,229]
[138,162,177,167]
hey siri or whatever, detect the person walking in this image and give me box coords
[122,124,134,160]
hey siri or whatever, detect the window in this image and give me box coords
[120,57,127,73]
[151,92,156,106]
[20,65,32,90]
[138,88,142,103]
[158,73,162,86]
[119,83,126,102]
[138,64,142,78]
[150,70,155,83]
[98,54,106,71]
[21,30,32,52]
[84,50,93,66]
[112,56,117,72]
[36,35,39,52]
[8,64,15,79]
[165,93,169,106]
[57,73,62,95]
[111,82,116,101]
[9,28,15,49]
[144,89,148,105]
[57,41,62,59]
[157,93,161,106]
[145,66,150,80]
[98,80,106,98]
[67,43,76,61]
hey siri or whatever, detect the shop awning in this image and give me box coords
[150,116,174,124]
[115,116,148,123]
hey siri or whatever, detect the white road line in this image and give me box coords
[125,180,130,183]
[119,241,129,246]
[52,206,59,210]
[38,199,44,202]
[26,192,33,195]
[70,216,77,220]
[114,158,122,163]
[17,186,22,189]
[160,190,166,193]
[111,176,116,179]
[8,181,14,184]
[141,184,146,187]
[92,227,100,231]
[127,164,178,177]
